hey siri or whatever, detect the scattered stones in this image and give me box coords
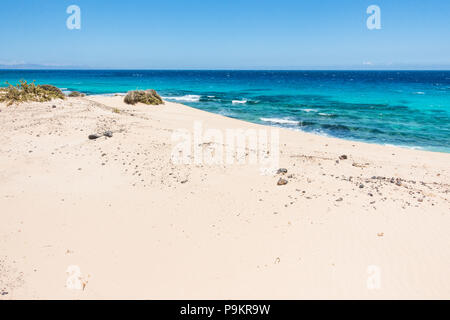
[359,184,364,189]
[277,168,288,174]
[88,134,100,140]
[277,178,288,186]
[89,131,112,140]
[352,162,367,168]
[180,180,188,184]
[339,155,348,160]
[336,197,343,202]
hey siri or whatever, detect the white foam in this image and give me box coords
[413,91,425,95]
[162,95,201,102]
[260,118,299,125]
[232,99,247,104]
[301,108,318,113]
[383,143,424,150]
[318,113,333,116]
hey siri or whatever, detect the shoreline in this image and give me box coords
[88,93,450,155]
[0,96,449,299]
[2,70,449,154]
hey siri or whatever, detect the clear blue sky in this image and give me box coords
[1,0,449,69]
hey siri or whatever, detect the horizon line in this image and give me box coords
[1,68,450,72]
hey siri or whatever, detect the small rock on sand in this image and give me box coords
[277,168,288,174]
[339,155,348,160]
[277,178,288,186]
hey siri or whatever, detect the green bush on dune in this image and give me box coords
[68,91,85,97]
[0,80,65,106]
[124,89,164,105]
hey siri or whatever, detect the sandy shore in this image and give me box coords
[0,95,449,299]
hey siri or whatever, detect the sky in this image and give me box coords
[0,0,449,69]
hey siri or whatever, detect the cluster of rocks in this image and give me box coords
[277,168,288,186]
[88,131,113,140]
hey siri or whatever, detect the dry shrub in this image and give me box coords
[68,91,85,97]
[124,89,163,105]
[0,80,65,106]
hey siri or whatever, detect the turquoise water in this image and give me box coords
[1,70,449,152]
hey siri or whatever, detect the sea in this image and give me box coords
[1,70,449,153]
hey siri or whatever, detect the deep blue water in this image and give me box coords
[1,70,449,152]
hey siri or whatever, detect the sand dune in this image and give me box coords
[0,96,449,299]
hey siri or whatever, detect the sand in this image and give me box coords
[0,95,449,299]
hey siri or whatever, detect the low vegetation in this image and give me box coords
[68,91,85,97]
[124,89,164,105]
[0,80,65,106]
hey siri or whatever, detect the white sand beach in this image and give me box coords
[0,96,449,299]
